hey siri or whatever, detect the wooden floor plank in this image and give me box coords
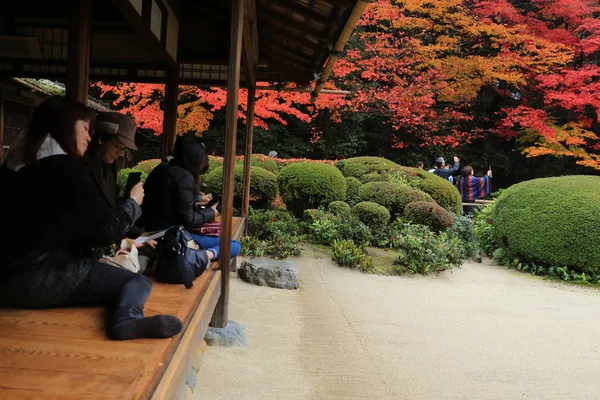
[0,217,244,399]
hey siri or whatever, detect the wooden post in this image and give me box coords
[162,66,179,158]
[66,0,92,103]
[0,94,4,163]
[210,0,245,328]
[241,84,256,221]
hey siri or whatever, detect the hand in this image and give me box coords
[487,169,493,177]
[210,201,220,212]
[453,156,460,163]
[130,182,144,205]
[145,239,158,249]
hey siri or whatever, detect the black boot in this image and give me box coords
[110,276,183,340]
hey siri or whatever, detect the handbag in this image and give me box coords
[155,226,210,288]
[100,238,141,273]
[192,221,221,237]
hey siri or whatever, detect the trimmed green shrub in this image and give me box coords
[352,202,390,232]
[404,201,454,231]
[494,176,600,274]
[345,177,362,205]
[206,155,224,174]
[305,209,372,248]
[236,154,279,173]
[247,208,300,239]
[277,162,346,215]
[205,165,277,208]
[117,168,148,193]
[329,201,351,216]
[134,158,162,174]
[394,167,462,214]
[473,203,497,256]
[358,181,435,217]
[336,156,400,183]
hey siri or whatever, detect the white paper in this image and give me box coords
[135,229,168,245]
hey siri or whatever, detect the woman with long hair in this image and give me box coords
[0,96,183,341]
[141,135,241,260]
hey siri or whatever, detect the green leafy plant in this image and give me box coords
[331,239,374,272]
[267,232,302,258]
[345,177,362,205]
[308,212,341,245]
[240,235,267,257]
[473,203,497,256]
[247,208,299,239]
[449,213,478,259]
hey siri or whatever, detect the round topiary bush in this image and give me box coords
[336,157,400,183]
[329,201,351,216]
[205,165,277,208]
[353,202,390,231]
[358,181,435,217]
[277,162,347,215]
[206,155,224,174]
[345,176,362,204]
[236,154,279,173]
[390,167,462,214]
[404,201,454,231]
[134,158,162,174]
[494,176,600,274]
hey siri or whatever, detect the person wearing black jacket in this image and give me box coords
[432,156,460,181]
[0,96,183,341]
[86,112,144,240]
[140,136,241,259]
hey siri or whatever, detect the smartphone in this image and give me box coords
[124,172,142,195]
[205,195,221,208]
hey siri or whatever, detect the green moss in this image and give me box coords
[358,181,435,217]
[404,201,454,231]
[277,162,347,215]
[395,167,462,214]
[494,176,600,274]
[353,201,390,232]
[205,165,277,208]
[328,201,352,216]
[336,157,400,183]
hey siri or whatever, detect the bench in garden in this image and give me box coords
[0,217,245,400]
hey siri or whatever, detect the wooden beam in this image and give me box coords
[262,44,315,68]
[111,0,177,68]
[242,0,259,87]
[257,0,330,27]
[211,0,245,329]
[162,65,179,158]
[257,10,330,41]
[66,0,92,103]
[260,24,320,51]
[241,84,256,221]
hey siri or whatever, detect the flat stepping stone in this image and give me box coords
[238,258,300,290]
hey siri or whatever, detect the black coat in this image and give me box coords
[433,162,460,180]
[0,155,141,277]
[140,161,215,232]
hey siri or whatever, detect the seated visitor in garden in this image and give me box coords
[140,135,241,260]
[430,156,460,183]
[457,165,492,213]
[86,111,145,240]
[0,96,183,341]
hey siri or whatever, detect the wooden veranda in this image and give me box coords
[0,0,368,398]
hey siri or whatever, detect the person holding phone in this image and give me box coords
[140,136,241,260]
[86,112,148,245]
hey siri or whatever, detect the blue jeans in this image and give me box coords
[190,234,241,260]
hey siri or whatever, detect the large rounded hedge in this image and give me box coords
[277,162,346,215]
[205,165,278,208]
[404,201,454,231]
[353,201,390,232]
[336,157,400,183]
[329,201,351,216]
[494,176,600,274]
[358,181,435,217]
[395,167,462,214]
[134,158,162,174]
